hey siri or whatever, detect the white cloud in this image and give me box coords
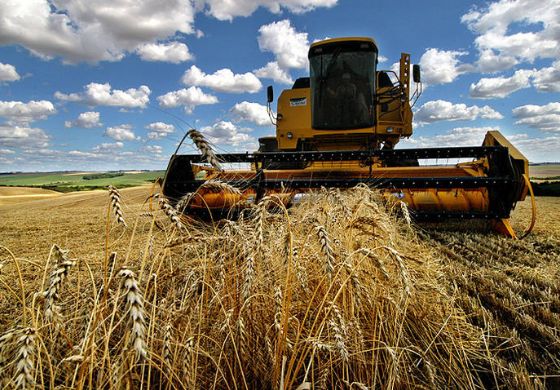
[462,0,560,71]
[507,134,560,162]
[157,86,218,114]
[414,100,503,125]
[418,48,472,85]
[0,0,196,63]
[0,124,50,148]
[512,102,560,132]
[0,148,16,154]
[400,127,560,162]
[202,0,337,21]
[182,65,262,93]
[55,82,151,108]
[0,0,337,64]
[0,100,56,124]
[104,124,138,141]
[533,60,560,92]
[136,42,193,63]
[64,111,102,128]
[231,101,272,126]
[142,145,163,154]
[257,19,309,70]
[200,120,256,148]
[0,62,20,82]
[469,69,535,99]
[400,126,497,148]
[146,122,175,139]
[475,49,519,73]
[93,142,124,152]
[254,61,294,85]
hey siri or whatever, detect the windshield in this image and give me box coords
[310,49,376,129]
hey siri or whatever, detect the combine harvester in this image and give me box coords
[162,37,534,238]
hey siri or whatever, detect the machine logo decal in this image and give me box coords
[290,97,307,107]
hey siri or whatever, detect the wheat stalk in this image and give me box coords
[43,245,76,323]
[119,269,147,361]
[187,129,223,171]
[108,185,127,227]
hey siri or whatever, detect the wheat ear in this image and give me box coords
[156,194,186,231]
[119,269,147,361]
[44,245,76,323]
[187,129,222,171]
[314,223,335,276]
[14,327,36,390]
[108,185,127,227]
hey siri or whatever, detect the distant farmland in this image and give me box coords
[0,171,165,192]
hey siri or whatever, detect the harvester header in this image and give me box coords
[162,36,532,237]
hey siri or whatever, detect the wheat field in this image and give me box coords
[0,184,559,389]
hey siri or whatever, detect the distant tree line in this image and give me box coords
[82,172,124,180]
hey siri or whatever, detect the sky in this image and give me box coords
[0,0,559,172]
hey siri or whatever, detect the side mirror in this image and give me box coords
[267,85,274,103]
[413,64,421,83]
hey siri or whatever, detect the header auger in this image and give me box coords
[162,37,533,238]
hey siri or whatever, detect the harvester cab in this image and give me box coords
[162,37,533,238]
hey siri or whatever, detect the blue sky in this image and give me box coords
[0,0,559,171]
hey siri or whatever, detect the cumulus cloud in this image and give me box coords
[0,148,16,155]
[142,145,163,154]
[533,60,560,92]
[64,111,102,128]
[202,0,337,21]
[157,86,218,114]
[0,62,20,82]
[506,134,560,162]
[0,124,50,148]
[136,41,193,63]
[257,19,309,70]
[55,83,151,108]
[200,120,256,148]
[400,126,560,162]
[0,0,196,63]
[0,100,56,124]
[414,100,503,125]
[104,124,138,141]
[231,101,272,126]
[146,122,175,139]
[512,102,560,132]
[469,69,535,99]
[254,61,294,85]
[182,65,262,94]
[475,49,519,73]
[462,0,560,71]
[93,141,124,152]
[419,48,472,85]
[0,0,338,64]
[400,126,498,148]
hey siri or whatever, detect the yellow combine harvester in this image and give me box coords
[162,37,533,237]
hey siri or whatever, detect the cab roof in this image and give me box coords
[308,37,378,57]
